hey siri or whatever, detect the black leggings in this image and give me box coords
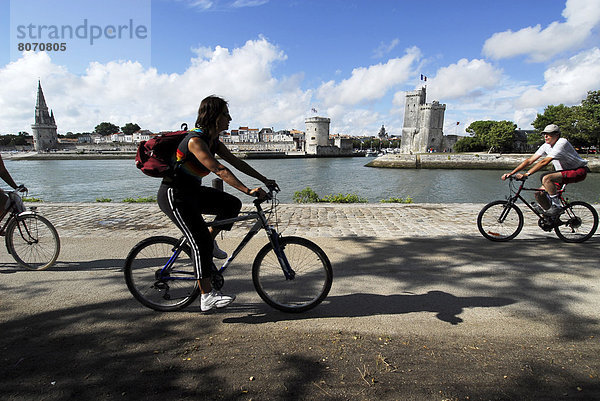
[157,183,242,279]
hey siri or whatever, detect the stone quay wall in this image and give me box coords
[366,153,600,172]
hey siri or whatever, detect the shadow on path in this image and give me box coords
[225,290,515,325]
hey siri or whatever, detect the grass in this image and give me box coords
[380,197,413,204]
[293,187,410,204]
[22,196,43,202]
[122,196,157,203]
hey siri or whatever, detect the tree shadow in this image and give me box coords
[1,234,600,399]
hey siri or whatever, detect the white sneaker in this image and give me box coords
[213,240,227,259]
[200,290,235,312]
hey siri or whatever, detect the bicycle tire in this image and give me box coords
[124,236,200,311]
[477,200,524,241]
[252,236,332,313]
[6,213,60,270]
[554,201,598,243]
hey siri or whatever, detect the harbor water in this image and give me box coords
[4,157,600,204]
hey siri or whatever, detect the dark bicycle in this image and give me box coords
[124,185,333,313]
[0,188,60,270]
[477,176,598,243]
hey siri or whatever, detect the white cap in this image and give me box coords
[542,124,560,134]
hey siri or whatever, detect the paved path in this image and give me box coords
[2,203,600,400]
[24,201,563,239]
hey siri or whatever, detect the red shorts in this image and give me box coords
[560,167,588,184]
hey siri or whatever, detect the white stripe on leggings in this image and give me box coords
[166,187,203,279]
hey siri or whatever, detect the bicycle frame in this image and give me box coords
[505,178,568,219]
[158,195,295,281]
[0,193,40,251]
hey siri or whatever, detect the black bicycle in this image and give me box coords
[124,186,333,313]
[478,176,598,243]
[0,188,60,270]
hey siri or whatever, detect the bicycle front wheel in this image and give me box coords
[6,213,60,270]
[555,201,598,243]
[124,236,199,312]
[252,236,332,313]
[477,200,524,241]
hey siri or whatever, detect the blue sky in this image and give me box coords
[1,0,599,136]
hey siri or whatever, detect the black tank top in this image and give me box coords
[172,128,219,186]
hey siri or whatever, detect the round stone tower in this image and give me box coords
[305,116,330,155]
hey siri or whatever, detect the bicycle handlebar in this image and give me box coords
[507,174,527,182]
[253,183,280,206]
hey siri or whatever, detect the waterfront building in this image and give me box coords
[305,116,352,156]
[400,87,448,153]
[31,81,59,152]
[305,117,330,155]
[235,127,260,143]
[133,130,152,143]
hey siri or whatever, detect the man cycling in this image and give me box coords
[501,124,589,216]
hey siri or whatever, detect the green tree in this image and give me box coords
[465,120,496,140]
[94,122,120,136]
[532,92,600,148]
[453,136,485,152]
[486,120,517,152]
[532,104,577,139]
[121,123,141,136]
[14,132,29,146]
[577,90,600,149]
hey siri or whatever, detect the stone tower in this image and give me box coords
[400,87,445,153]
[31,81,59,152]
[305,116,331,155]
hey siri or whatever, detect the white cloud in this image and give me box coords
[426,58,503,101]
[316,46,421,107]
[182,0,268,10]
[0,38,309,133]
[513,108,539,130]
[185,0,214,10]
[373,38,400,58]
[0,38,414,137]
[231,0,269,7]
[517,47,600,108]
[482,0,600,62]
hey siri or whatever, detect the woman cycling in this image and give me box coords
[157,95,278,312]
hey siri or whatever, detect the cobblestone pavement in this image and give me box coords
[24,201,577,239]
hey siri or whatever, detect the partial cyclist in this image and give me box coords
[501,124,589,216]
[156,95,278,312]
[0,153,27,212]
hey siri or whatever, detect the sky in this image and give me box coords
[1,0,600,137]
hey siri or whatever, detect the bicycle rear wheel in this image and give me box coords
[124,236,199,311]
[554,201,598,243]
[477,200,524,241]
[252,236,332,313]
[6,213,60,270]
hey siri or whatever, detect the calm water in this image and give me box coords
[4,157,600,204]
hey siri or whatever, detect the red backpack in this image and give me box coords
[135,125,188,177]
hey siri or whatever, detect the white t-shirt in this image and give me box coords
[535,137,587,171]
